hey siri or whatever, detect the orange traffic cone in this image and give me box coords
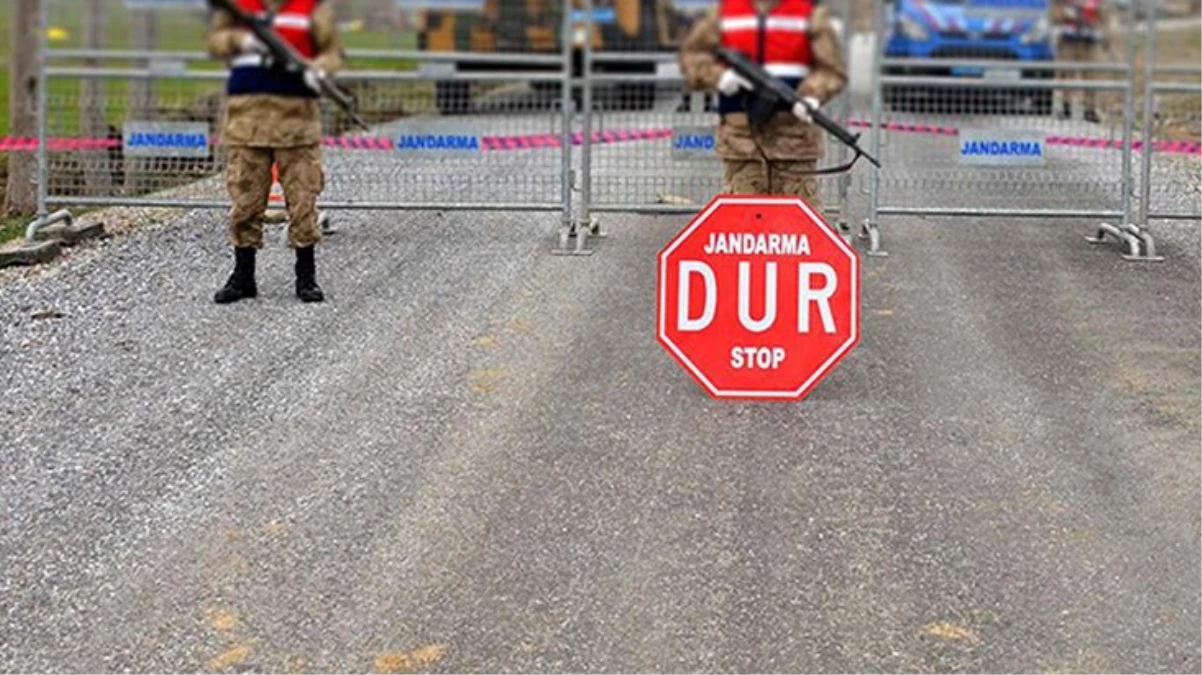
[263,162,288,223]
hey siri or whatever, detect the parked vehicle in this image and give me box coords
[411,0,687,114]
[882,0,1056,115]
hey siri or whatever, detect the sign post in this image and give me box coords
[656,196,861,401]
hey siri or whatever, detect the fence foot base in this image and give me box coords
[552,219,596,256]
[0,240,62,269]
[24,209,74,243]
[1088,222,1145,260]
[859,219,888,257]
[836,217,854,246]
[1121,223,1165,262]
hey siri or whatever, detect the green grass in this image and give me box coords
[0,216,25,244]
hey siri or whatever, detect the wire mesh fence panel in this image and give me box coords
[584,73,855,214]
[320,71,572,209]
[872,66,1135,215]
[36,0,576,213]
[1141,70,1201,222]
[868,0,1139,218]
[580,0,859,218]
[42,68,230,205]
[39,0,224,206]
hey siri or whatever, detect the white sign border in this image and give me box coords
[657,195,861,401]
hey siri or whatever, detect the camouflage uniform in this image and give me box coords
[679,0,847,209]
[1051,0,1111,120]
[206,0,343,303]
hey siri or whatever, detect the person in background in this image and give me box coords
[1052,0,1111,123]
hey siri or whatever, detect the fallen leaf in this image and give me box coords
[373,644,447,673]
[921,622,979,644]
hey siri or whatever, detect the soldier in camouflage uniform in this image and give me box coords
[679,0,847,211]
[1051,0,1111,123]
[206,0,343,304]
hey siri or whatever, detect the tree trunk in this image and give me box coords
[3,0,39,217]
[82,0,112,195]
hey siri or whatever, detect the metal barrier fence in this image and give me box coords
[564,0,858,255]
[29,0,577,244]
[19,0,1198,262]
[861,0,1164,259]
[1132,14,1201,259]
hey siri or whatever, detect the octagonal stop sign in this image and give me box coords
[656,196,860,401]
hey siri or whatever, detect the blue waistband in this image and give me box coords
[227,66,317,99]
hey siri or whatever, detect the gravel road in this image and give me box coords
[1,94,1198,673]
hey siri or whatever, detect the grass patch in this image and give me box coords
[0,215,26,245]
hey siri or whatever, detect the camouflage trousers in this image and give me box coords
[722,159,822,212]
[225,145,324,249]
[1058,39,1104,110]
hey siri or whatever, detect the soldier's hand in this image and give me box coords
[303,67,326,94]
[716,69,753,96]
[238,32,269,54]
[791,96,821,124]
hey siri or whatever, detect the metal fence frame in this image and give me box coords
[859,0,1174,261]
[562,0,858,256]
[27,0,581,250]
[1126,4,1201,261]
[21,0,1197,262]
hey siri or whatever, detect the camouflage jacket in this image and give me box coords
[678,3,848,161]
[206,0,344,148]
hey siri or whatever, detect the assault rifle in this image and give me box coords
[208,0,370,133]
[716,46,880,171]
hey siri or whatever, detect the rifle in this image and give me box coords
[208,0,370,133]
[715,46,881,171]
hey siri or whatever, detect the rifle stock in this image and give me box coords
[208,0,370,133]
[715,47,880,169]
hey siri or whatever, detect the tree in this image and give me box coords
[4,0,38,217]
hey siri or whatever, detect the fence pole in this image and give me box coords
[863,0,886,256]
[1138,0,1159,229]
[558,1,576,252]
[574,0,598,255]
[36,0,49,224]
[1118,0,1137,230]
[834,0,852,238]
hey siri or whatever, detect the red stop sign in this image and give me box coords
[656,196,860,401]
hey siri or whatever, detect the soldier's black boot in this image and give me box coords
[294,245,324,303]
[1084,108,1100,123]
[214,246,257,304]
[1058,101,1072,119]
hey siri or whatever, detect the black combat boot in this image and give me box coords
[294,245,324,303]
[1058,101,1072,120]
[1083,108,1100,123]
[214,246,257,304]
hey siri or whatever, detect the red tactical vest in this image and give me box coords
[228,0,320,97]
[719,0,814,79]
[237,0,318,58]
[1077,0,1101,25]
[1059,0,1102,39]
